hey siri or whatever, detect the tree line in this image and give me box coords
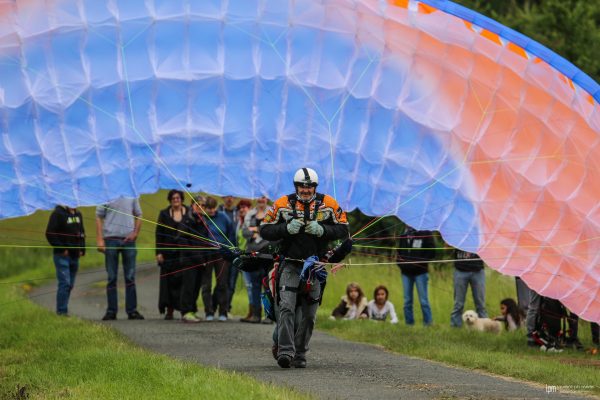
[455,0,600,82]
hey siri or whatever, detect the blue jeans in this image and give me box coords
[401,273,432,325]
[54,254,79,314]
[228,263,239,310]
[243,270,263,308]
[105,239,137,315]
[450,269,487,327]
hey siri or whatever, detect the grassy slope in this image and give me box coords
[0,278,307,400]
[0,194,309,400]
[2,192,599,397]
[314,262,600,396]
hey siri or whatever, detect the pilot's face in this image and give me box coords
[297,186,316,202]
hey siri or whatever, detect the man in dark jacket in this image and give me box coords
[45,205,86,315]
[260,167,349,368]
[179,195,211,323]
[201,196,236,321]
[397,227,436,325]
[449,249,488,327]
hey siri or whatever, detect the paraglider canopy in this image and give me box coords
[0,0,599,323]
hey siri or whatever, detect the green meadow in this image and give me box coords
[1,191,598,398]
[0,193,309,400]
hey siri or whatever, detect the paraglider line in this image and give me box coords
[106,44,237,249]
[354,85,493,239]
[0,170,223,248]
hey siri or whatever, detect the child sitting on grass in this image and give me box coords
[494,298,525,331]
[330,282,368,320]
[367,285,398,324]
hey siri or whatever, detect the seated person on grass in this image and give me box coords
[367,285,398,324]
[330,282,368,320]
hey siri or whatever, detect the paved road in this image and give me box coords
[31,265,594,400]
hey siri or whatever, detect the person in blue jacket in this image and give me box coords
[201,196,236,321]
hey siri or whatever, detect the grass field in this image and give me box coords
[0,193,310,400]
[1,191,599,398]
[0,274,309,400]
[313,262,600,397]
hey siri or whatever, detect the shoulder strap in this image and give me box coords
[287,193,324,222]
[287,193,298,219]
[310,193,325,222]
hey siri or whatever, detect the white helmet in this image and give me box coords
[293,167,319,188]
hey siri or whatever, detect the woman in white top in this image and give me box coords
[367,285,398,324]
[494,298,525,331]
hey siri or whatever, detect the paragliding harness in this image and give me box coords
[231,252,275,273]
[531,296,568,350]
[259,193,352,322]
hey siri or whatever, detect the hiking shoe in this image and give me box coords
[218,314,228,322]
[182,312,200,323]
[102,312,116,321]
[292,357,307,368]
[205,314,214,322]
[127,311,145,320]
[277,355,292,368]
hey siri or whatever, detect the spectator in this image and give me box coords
[179,195,210,323]
[45,205,86,316]
[155,189,187,320]
[523,282,541,346]
[450,249,488,327]
[515,277,530,315]
[563,312,600,351]
[331,282,369,320]
[230,198,251,318]
[96,197,144,320]
[367,285,398,324]
[218,195,237,223]
[241,196,271,323]
[494,298,525,331]
[396,227,435,326]
[201,196,236,321]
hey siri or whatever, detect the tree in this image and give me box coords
[455,0,600,82]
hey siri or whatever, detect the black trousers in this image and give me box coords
[179,253,205,315]
[568,313,600,344]
[200,255,229,316]
[158,251,182,313]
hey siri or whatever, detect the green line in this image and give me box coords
[0,244,219,251]
[0,171,221,248]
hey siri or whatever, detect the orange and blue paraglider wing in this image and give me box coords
[0,0,598,322]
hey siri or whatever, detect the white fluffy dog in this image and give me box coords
[462,310,502,333]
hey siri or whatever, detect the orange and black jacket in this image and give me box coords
[259,193,349,261]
